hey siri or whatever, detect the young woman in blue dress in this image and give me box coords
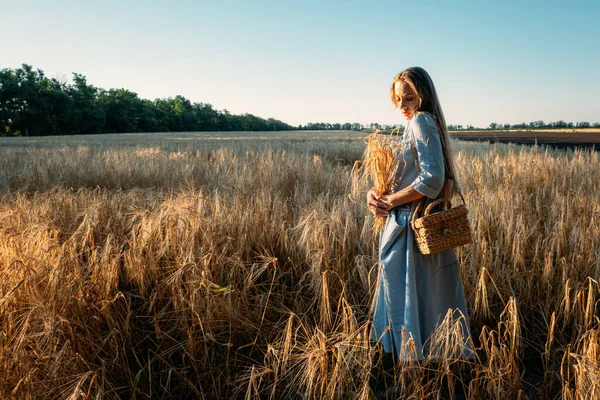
[366,67,473,364]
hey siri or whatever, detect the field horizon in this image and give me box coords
[3,127,599,148]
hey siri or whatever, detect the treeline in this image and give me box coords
[3,64,598,137]
[299,122,404,131]
[486,121,600,130]
[298,122,363,131]
[0,64,294,136]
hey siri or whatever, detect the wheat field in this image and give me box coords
[0,132,599,399]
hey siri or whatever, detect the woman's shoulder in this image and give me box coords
[409,111,439,137]
[412,111,437,128]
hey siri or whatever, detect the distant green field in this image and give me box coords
[3,128,598,150]
[449,128,600,146]
[0,130,365,145]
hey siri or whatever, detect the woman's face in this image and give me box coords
[393,80,419,120]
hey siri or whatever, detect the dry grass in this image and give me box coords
[0,132,599,399]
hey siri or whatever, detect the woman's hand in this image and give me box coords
[367,189,392,217]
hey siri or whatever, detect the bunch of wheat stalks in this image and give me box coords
[354,128,403,236]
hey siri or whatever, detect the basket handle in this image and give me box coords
[423,198,451,216]
[410,197,427,225]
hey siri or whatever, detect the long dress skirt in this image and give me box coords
[371,206,474,361]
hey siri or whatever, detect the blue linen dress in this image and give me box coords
[371,111,473,361]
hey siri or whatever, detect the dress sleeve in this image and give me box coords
[409,112,445,199]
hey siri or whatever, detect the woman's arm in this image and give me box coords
[378,113,445,212]
[409,113,445,198]
[379,185,424,210]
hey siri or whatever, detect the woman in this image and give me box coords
[367,67,473,362]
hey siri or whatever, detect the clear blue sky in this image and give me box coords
[2,0,599,128]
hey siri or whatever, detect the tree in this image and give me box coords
[69,73,106,134]
[99,88,145,133]
[0,67,23,135]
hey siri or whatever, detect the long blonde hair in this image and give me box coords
[390,67,459,200]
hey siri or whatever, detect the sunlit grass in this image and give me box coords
[0,131,599,398]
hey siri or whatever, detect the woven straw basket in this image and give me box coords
[410,198,473,255]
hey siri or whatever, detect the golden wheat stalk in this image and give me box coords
[355,128,403,235]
